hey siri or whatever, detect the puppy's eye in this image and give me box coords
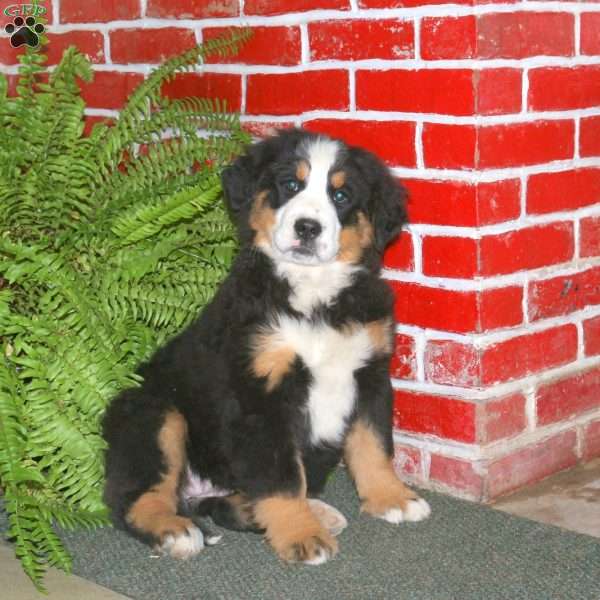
[283,179,301,194]
[332,189,349,204]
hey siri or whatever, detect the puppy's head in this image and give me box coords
[221,129,407,268]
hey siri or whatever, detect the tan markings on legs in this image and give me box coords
[254,497,337,563]
[249,191,276,248]
[126,411,193,543]
[253,460,337,564]
[225,493,256,528]
[330,170,346,189]
[337,211,374,263]
[365,317,394,354]
[344,420,417,517]
[251,329,296,392]
[296,159,310,182]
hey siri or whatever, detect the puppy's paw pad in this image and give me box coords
[161,525,204,559]
[381,498,431,524]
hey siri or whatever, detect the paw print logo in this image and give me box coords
[5,16,45,48]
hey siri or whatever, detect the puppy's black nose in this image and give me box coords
[294,218,322,241]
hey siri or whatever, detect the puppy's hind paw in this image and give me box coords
[160,524,205,559]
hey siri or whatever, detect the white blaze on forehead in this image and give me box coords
[272,137,342,264]
[302,137,340,196]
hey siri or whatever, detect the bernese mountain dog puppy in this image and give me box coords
[102,128,431,566]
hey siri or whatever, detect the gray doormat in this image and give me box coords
[8,469,600,600]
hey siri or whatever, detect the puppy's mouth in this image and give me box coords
[292,247,314,257]
[290,240,315,257]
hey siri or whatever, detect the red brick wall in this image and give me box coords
[3,0,599,501]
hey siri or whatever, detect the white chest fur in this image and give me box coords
[276,261,360,315]
[268,315,376,445]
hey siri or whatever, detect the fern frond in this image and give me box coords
[110,173,222,243]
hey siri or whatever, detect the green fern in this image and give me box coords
[0,26,251,591]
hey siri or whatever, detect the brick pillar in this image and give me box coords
[3,0,599,501]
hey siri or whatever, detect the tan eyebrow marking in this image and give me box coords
[330,170,346,189]
[296,160,310,182]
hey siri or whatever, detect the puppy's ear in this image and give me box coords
[221,154,255,215]
[352,148,407,252]
[371,169,407,252]
[222,132,288,215]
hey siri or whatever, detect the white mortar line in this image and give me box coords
[524,385,537,432]
[102,31,111,64]
[240,73,247,114]
[414,331,427,382]
[413,16,421,61]
[522,280,530,326]
[574,117,581,160]
[393,431,478,461]
[575,426,584,459]
[140,0,147,19]
[575,10,582,56]
[300,23,310,64]
[517,170,526,217]
[522,67,529,114]
[52,0,60,24]
[421,448,432,480]
[245,106,600,127]
[415,121,424,169]
[576,320,586,360]
[73,53,600,71]
[574,217,581,263]
[394,323,478,342]
[348,66,356,112]
[411,230,424,275]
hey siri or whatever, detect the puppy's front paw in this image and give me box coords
[278,529,338,566]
